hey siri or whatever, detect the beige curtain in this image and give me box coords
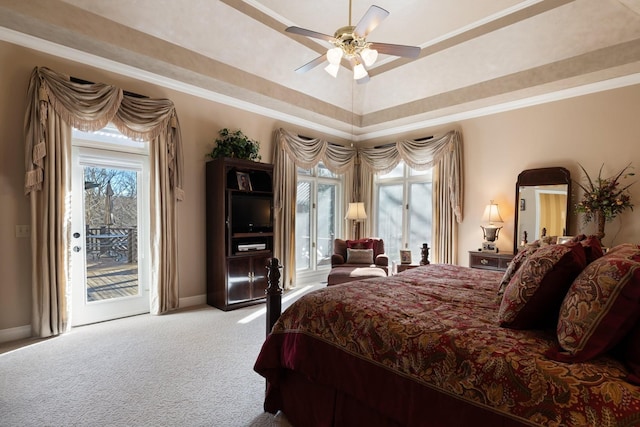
[24,67,184,337]
[431,134,464,263]
[359,131,464,263]
[539,193,567,237]
[273,128,463,285]
[273,129,356,288]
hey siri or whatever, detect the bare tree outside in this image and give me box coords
[84,167,137,228]
[83,166,140,302]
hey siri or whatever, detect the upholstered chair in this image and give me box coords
[327,238,388,285]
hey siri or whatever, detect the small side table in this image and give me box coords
[468,251,513,272]
[394,263,420,274]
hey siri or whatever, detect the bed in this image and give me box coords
[254,242,640,427]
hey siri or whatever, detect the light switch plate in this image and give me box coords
[15,225,30,238]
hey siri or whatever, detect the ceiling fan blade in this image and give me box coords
[369,42,420,58]
[353,5,389,38]
[295,54,328,74]
[285,26,335,42]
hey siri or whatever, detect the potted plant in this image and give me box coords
[575,162,635,240]
[208,128,261,161]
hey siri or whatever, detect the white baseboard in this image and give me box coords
[180,294,206,308]
[1,295,207,343]
[0,325,32,344]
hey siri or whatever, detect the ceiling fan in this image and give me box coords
[285,2,420,83]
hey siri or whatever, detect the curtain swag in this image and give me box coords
[274,127,463,221]
[25,67,184,199]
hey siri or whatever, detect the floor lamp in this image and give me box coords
[345,202,367,239]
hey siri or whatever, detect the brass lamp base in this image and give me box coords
[480,225,501,252]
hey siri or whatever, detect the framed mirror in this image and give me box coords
[514,167,571,253]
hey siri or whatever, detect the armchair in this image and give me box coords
[327,238,389,286]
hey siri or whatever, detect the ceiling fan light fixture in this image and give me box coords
[326,47,344,65]
[324,62,340,78]
[360,47,378,67]
[353,62,368,80]
[286,5,420,83]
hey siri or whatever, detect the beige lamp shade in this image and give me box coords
[482,201,503,225]
[345,202,367,220]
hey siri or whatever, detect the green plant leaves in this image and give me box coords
[208,128,261,161]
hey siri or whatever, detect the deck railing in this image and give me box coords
[86,226,137,263]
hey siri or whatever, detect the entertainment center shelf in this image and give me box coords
[232,232,273,238]
[206,157,274,311]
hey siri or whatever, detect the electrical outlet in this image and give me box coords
[15,225,30,238]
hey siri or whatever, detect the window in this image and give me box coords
[296,163,341,279]
[375,162,432,265]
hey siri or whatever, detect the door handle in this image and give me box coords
[73,246,82,252]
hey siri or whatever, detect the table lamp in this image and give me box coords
[481,200,503,252]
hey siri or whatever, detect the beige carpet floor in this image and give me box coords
[0,284,322,426]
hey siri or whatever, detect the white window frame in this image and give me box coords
[296,163,343,283]
[373,161,432,267]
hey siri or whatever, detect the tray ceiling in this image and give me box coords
[1,0,639,140]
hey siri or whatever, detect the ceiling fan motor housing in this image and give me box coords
[333,25,369,57]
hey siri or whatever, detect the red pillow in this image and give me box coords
[498,243,586,329]
[548,244,640,362]
[578,235,604,264]
[497,244,538,295]
[620,322,640,385]
[346,239,374,250]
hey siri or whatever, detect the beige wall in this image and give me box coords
[2,39,640,334]
[458,85,640,260]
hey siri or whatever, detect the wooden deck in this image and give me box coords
[86,259,138,301]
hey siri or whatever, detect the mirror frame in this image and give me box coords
[514,167,571,253]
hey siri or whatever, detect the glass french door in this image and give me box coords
[71,146,149,326]
[296,163,341,282]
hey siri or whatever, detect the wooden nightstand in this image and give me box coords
[468,251,513,272]
[394,263,420,274]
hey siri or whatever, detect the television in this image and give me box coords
[231,194,273,233]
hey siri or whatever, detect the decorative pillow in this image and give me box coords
[346,248,374,265]
[497,245,539,296]
[618,322,640,385]
[548,244,640,362]
[575,234,604,264]
[606,243,640,258]
[498,242,587,329]
[533,236,557,246]
[346,239,374,250]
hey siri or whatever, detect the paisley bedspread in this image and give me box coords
[255,264,640,426]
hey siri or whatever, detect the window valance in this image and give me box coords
[25,66,183,199]
[275,128,356,174]
[275,127,463,222]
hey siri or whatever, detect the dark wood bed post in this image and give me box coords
[265,257,283,337]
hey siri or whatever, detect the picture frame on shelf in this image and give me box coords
[236,172,252,191]
[400,250,412,264]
